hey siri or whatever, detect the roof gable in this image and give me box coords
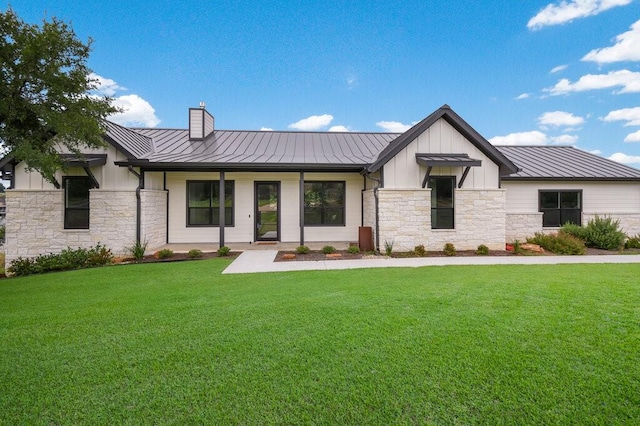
[103,121,153,159]
[367,105,519,175]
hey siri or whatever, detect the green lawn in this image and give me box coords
[1,260,639,424]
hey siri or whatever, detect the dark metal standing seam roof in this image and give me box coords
[103,121,153,159]
[119,127,399,170]
[497,146,640,181]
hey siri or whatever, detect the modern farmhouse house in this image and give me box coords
[3,104,640,265]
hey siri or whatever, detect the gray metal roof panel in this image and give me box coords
[497,146,640,180]
[104,121,153,159]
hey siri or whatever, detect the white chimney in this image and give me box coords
[189,102,215,140]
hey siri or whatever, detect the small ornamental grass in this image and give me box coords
[156,249,173,259]
[346,245,360,254]
[624,235,640,249]
[217,246,231,257]
[126,239,148,262]
[187,249,203,258]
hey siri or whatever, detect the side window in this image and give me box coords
[539,190,582,227]
[64,177,94,229]
[303,181,346,226]
[187,180,234,226]
[428,177,455,229]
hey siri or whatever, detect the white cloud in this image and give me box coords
[515,93,531,100]
[550,64,569,73]
[589,149,603,155]
[328,125,350,132]
[288,114,334,131]
[109,94,161,127]
[545,69,640,95]
[538,111,586,128]
[89,73,126,96]
[608,152,640,163]
[624,130,640,142]
[528,0,633,30]
[602,107,640,126]
[582,19,640,64]
[551,134,579,144]
[376,121,413,132]
[489,131,549,145]
[260,127,274,131]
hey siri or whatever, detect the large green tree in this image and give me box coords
[0,8,118,183]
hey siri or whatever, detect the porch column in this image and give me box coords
[299,172,304,246]
[219,171,225,248]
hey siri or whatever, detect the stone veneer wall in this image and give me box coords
[362,190,376,246]
[376,188,507,252]
[4,189,137,266]
[583,213,640,237]
[140,189,168,251]
[506,213,543,242]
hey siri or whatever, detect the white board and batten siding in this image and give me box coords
[383,118,500,189]
[165,171,363,244]
[503,181,640,214]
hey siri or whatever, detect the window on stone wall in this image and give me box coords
[428,177,455,229]
[187,180,234,226]
[539,190,582,227]
[64,176,94,229]
[304,181,345,226]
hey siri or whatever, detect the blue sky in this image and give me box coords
[5,0,640,165]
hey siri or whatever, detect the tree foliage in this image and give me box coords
[0,8,118,183]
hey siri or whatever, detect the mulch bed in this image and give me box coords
[114,251,239,264]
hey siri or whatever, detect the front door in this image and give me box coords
[255,182,280,241]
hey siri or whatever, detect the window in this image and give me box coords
[539,190,581,227]
[429,177,455,229]
[64,177,94,229]
[304,181,345,226]
[187,180,234,226]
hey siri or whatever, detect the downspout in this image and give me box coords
[367,173,382,253]
[127,165,142,244]
[164,172,169,244]
[219,171,225,248]
[299,171,304,246]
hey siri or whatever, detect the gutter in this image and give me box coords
[127,165,143,243]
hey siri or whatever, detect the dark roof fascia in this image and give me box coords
[114,160,367,173]
[60,154,108,168]
[415,153,482,168]
[0,154,15,171]
[367,105,519,175]
[501,176,640,182]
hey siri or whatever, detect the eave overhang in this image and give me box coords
[114,160,368,173]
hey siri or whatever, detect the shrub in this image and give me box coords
[414,244,427,257]
[296,245,310,254]
[513,240,523,255]
[443,243,456,256]
[384,240,394,256]
[625,235,640,249]
[560,223,589,241]
[188,249,203,258]
[0,225,5,242]
[157,249,173,259]
[126,239,148,262]
[583,215,626,251]
[7,244,113,276]
[527,232,585,255]
[218,246,231,256]
[476,244,489,255]
[347,245,360,254]
[322,245,336,254]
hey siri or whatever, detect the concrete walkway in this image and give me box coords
[222,250,640,274]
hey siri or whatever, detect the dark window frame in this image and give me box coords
[186,180,235,227]
[539,190,582,228]
[428,176,456,230]
[63,176,94,230]
[303,181,346,227]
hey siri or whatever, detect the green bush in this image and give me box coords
[476,244,489,255]
[560,223,589,241]
[322,245,336,254]
[296,245,310,254]
[7,244,113,276]
[384,240,394,256]
[443,243,456,256]
[347,245,360,254]
[217,246,231,256]
[157,249,173,259]
[527,232,585,255]
[414,244,427,257]
[187,249,203,258]
[584,216,626,250]
[624,235,640,249]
